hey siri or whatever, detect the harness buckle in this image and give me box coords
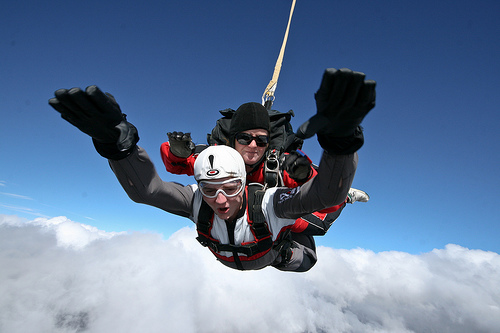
[196,236,220,253]
[264,149,283,187]
[208,242,220,253]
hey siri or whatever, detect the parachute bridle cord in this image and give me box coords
[262,0,297,111]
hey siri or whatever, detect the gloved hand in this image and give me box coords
[296,68,376,139]
[282,150,312,183]
[48,85,139,160]
[167,131,195,158]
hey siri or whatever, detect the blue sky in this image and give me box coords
[1,0,499,255]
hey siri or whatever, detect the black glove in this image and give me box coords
[48,85,139,160]
[282,151,312,183]
[167,131,195,158]
[296,68,376,139]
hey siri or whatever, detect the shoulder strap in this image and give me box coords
[196,199,214,247]
[247,184,270,239]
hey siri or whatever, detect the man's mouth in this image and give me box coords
[218,207,230,214]
[245,151,259,158]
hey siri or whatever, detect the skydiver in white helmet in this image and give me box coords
[48,68,376,271]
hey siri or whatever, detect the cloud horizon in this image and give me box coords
[1,214,499,333]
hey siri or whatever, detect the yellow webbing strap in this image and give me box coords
[262,0,297,108]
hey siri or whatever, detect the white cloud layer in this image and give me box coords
[1,214,499,333]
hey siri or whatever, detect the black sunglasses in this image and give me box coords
[235,133,269,147]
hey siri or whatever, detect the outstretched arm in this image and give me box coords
[110,146,195,218]
[49,85,195,219]
[273,151,357,219]
[273,68,375,219]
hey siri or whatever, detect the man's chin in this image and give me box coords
[243,156,260,165]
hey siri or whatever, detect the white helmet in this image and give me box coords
[194,145,246,184]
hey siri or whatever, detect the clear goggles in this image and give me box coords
[198,178,245,198]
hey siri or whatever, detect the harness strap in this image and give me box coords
[248,187,270,238]
[196,200,212,240]
[262,0,297,109]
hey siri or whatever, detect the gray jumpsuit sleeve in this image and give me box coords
[108,146,195,218]
[273,151,358,220]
